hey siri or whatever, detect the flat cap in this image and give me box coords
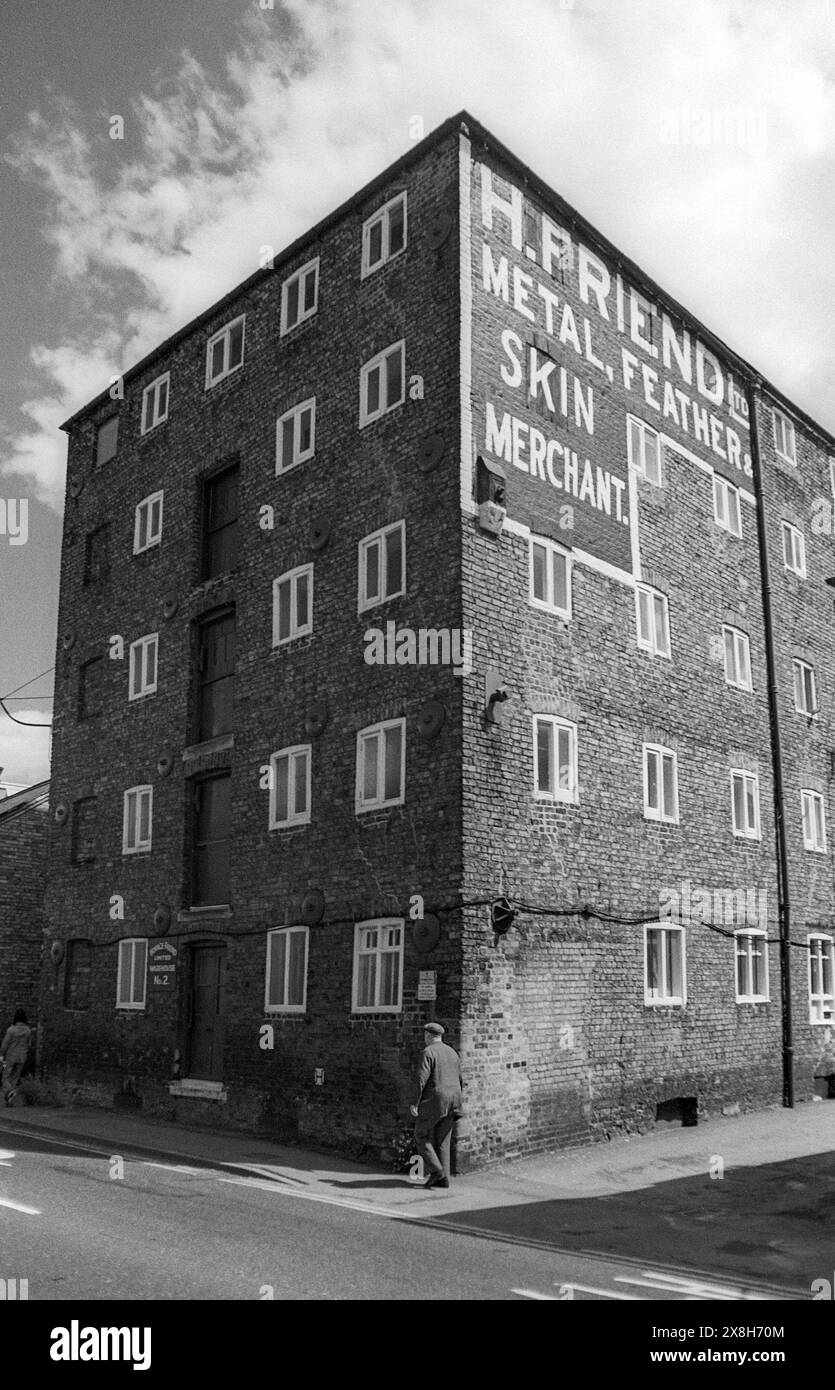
[424,1022,445,1037]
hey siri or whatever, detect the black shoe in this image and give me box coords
[434,1177,450,1189]
[424,1172,443,1188]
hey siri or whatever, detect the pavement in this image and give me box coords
[0,1095,832,1296]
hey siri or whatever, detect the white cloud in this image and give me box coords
[3,0,835,509]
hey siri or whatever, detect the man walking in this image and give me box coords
[410,1022,463,1190]
[0,1010,32,1106]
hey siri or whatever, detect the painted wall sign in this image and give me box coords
[471,153,752,572]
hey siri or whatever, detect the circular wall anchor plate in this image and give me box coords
[50,940,65,965]
[418,434,445,473]
[68,474,84,499]
[309,520,331,551]
[300,889,325,925]
[416,700,445,740]
[162,593,178,619]
[427,213,453,250]
[54,801,69,826]
[157,751,174,777]
[413,913,440,953]
[153,904,171,931]
[61,630,76,651]
[304,700,329,738]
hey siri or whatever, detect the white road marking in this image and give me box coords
[141,1162,205,1175]
[614,1271,771,1301]
[512,1288,561,1300]
[0,1197,40,1215]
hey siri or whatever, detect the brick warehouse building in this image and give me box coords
[0,780,49,1031]
[40,111,835,1167]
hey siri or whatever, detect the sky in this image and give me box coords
[1,0,834,787]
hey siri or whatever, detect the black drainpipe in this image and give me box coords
[747,376,794,1107]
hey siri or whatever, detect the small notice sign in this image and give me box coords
[417,970,436,1001]
[149,941,178,988]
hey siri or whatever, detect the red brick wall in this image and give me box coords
[0,795,47,1035]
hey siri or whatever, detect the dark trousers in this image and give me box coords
[1,1062,23,1097]
[414,1110,458,1180]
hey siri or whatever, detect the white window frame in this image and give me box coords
[357,520,405,613]
[361,192,407,277]
[359,340,405,427]
[122,785,152,855]
[351,919,404,1014]
[133,491,164,554]
[793,659,817,717]
[275,398,316,475]
[116,938,148,1011]
[801,789,827,853]
[808,934,835,1025]
[773,408,796,465]
[734,929,769,1004]
[723,625,752,692]
[268,745,311,829]
[532,716,578,804]
[140,372,170,435]
[355,719,405,813]
[205,314,245,389]
[829,457,835,498]
[280,257,319,335]
[643,923,686,1006]
[713,474,742,537]
[731,770,761,841]
[782,521,806,577]
[635,584,671,658]
[272,564,314,646]
[627,415,662,486]
[264,925,309,1014]
[529,536,572,619]
[128,633,158,701]
[642,743,679,823]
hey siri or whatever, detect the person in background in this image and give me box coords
[0,1010,32,1106]
[410,1021,464,1189]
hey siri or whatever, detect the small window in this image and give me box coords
[134,491,164,554]
[84,524,111,585]
[627,416,662,486]
[643,744,679,823]
[735,930,769,1003]
[79,657,104,719]
[358,521,405,612]
[713,475,742,537]
[352,919,404,1013]
[361,192,407,277]
[269,745,311,829]
[801,789,826,853]
[731,770,760,840]
[808,934,835,1024]
[635,584,671,657]
[533,716,578,803]
[356,719,405,812]
[529,536,571,618]
[71,797,97,864]
[123,785,152,854]
[117,938,148,1010]
[793,659,817,717]
[782,522,806,577]
[723,626,752,692]
[64,938,92,1010]
[644,924,686,1005]
[141,373,170,434]
[359,341,405,427]
[281,258,319,335]
[96,416,119,467]
[265,926,308,1013]
[205,315,245,389]
[276,398,316,475]
[773,408,796,465]
[272,565,313,645]
[128,634,158,701]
